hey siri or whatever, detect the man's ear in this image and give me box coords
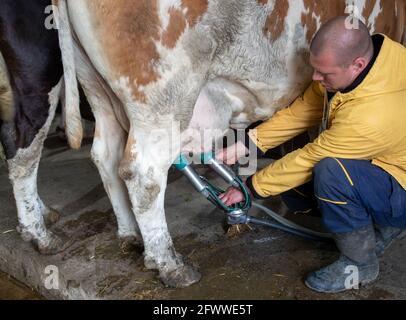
[352,56,368,72]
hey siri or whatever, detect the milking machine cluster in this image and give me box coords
[174,152,332,242]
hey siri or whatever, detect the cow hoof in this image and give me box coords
[118,235,142,254]
[37,232,74,255]
[43,208,61,226]
[160,264,201,288]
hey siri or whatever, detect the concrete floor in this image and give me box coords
[0,126,405,300]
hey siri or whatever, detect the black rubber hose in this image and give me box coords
[247,216,333,243]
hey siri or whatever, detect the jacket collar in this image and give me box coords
[340,34,383,94]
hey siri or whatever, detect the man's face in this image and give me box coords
[310,51,360,92]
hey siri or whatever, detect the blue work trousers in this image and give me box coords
[281,158,406,233]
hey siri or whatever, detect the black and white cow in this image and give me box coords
[0,0,133,255]
[0,0,67,254]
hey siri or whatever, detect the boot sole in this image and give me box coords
[305,280,349,294]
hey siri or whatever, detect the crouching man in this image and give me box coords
[217,16,406,293]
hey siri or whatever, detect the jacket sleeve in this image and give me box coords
[247,81,324,153]
[250,108,389,197]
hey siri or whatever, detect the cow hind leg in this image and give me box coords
[74,48,140,245]
[8,80,70,255]
[90,109,141,245]
[119,130,201,288]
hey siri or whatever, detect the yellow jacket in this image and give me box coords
[248,35,406,197]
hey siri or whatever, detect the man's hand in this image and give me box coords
[219,187,245,206]
[215,141,249,165]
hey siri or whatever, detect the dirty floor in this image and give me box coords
[0,123,405,300]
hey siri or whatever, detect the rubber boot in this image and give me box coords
[375,225,406,257]
[305,225,379,293]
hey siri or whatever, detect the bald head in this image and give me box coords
[310,16,373,68]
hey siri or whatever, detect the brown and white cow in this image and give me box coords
[53,0,406,287]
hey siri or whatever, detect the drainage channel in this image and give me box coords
[0,271,43,300]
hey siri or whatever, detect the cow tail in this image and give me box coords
[53,0,82,149]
